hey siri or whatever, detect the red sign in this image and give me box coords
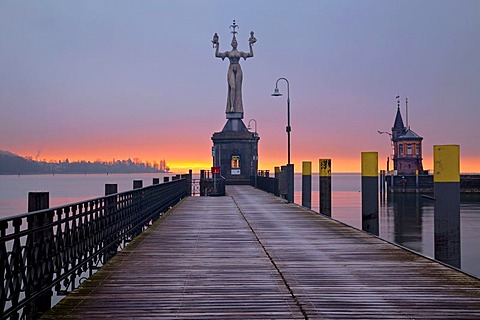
[211,166,220,174]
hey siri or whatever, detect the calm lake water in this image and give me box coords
[1,173,479,278]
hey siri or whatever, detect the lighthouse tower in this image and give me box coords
[391,98,424,175]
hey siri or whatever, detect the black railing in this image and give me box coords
[199,170,225,196]
[254,176,279,196]
[253,170,279,196]
[0,179,187,320]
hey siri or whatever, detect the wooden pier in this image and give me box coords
[43,185,480,319]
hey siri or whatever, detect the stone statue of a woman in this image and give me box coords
[212,21,256,118]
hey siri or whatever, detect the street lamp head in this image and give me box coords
[271,87,282,97]
[248,118,257,133]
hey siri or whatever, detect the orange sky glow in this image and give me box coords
[14,146,480,175]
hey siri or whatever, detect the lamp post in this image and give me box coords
[248,119,258,188]
[272,77,293,203]
[378,130,394,195]
[271,78,291,165]
[378,130,393,172]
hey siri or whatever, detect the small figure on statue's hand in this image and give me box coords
[212,33,219,48]
[213,21,256,115]
[249,31,256,46]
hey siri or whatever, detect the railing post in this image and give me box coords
[434,145,461,268]
[361,152,379,236]
[302,161,311,209]
[27,192,51,319]
[200,170,206,196]
[319,159,332,217]
[104,184,118,260]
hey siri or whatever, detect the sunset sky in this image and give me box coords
[1,1,479,173]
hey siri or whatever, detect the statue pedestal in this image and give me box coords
[212,118,259,185]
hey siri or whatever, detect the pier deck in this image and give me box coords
[44,185,480,319]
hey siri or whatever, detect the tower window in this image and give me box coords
[407,144,412,155]
[399,144,403,156]
[231,155,240,169]
[416,144,420,155]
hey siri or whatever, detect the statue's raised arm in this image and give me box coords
[212,33,228,60]
[244,31,256,59]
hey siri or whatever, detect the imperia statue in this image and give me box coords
[212,20,256,116]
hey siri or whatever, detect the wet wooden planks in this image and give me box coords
[229,185,480,319]
[44,185,480,319]
[43,196,303,319]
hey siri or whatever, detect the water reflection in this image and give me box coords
[381,193,426,254]
[295,182,480,277]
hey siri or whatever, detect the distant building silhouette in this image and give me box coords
[391,105,423,175]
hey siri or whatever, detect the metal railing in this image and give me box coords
[253,170,279,196]
[0,179,187,320]
[199,170,225,196]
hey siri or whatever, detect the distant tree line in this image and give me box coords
[0,150,170,175]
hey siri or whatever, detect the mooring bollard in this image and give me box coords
[27,192,51,318]
[302,161,312,209]
[361,152,379,236]
[319,159,332,217]
[434,145,461,268]
[133,180,143,189]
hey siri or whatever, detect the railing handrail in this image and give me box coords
[0,179,183,223]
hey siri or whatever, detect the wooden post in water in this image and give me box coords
[153,178,160,185]
[379,170,385,203]
[105,184,118,195]
[390,170,394,189]
[28,192,49,212]
[380,170,385,194]
[274,166,281,196]
[434,145,461,268]
[302,161,312,209]
[361,152,379,236]
[319,159,332,217]
[27,192,51,318]
[133,180,143,189]
[286,164,294,203]
[415,169,419,193]
[187,169,193,196]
